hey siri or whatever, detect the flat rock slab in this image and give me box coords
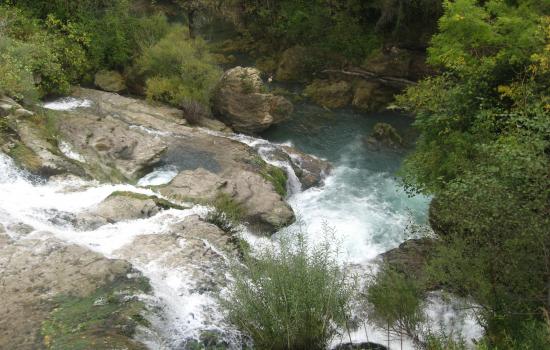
[0,236,134,349]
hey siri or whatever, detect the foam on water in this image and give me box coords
[43,97,92,111]
[138,165,179,186]
[58,141,86,162]
[0,153,228,348]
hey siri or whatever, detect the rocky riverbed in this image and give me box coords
[0,85,333,348]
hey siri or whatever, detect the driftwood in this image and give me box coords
[321,68,417,88]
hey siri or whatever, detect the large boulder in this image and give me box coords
[94,70,126,93]
[213,66,293,134]
[159,167,295,233]
[304,79,352,109]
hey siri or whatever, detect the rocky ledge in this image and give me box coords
[1,88,330,234]
[0,232,148,349]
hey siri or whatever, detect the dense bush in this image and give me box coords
[365,266,426,348]
[0,6,79,100]
[0,2,176,100]
[221,228,356,350]
[135,25,222,106]
[397,0,550,346]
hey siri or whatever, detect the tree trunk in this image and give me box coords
[188,10,197,39]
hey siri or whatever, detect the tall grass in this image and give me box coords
[221,226,356,350]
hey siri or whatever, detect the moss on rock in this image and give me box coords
[41,275,151,350]
[107,191,189,210]
[261,165,288,197]
[304,79,352,109]
[9,142,43,172]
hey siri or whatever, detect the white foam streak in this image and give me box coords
[43,97,92,110]
[59,141,86,162]
[0,152,225,348]
[138,165,179,186]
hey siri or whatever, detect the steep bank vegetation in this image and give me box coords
[381,0,550,347]
[0,0,221,109]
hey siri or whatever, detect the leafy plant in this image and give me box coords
[221,227,356,350]
[135,25,222,106]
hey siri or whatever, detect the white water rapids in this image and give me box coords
[0,98,482,349]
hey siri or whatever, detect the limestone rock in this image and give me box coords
[12,119,80,176]
[0,237,136,349]
[280,146,332,189]
[6,222,34,238]
[352,81,396,112]
[213,66,293,134]
[304,80,352,109]
[58,88,296,232]
[365,122,404,149]
[115,215,236,294]
[57,113,167,181]
[160,167,295,234]
[94,70,126,93]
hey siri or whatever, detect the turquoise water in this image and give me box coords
[262,102,429,262]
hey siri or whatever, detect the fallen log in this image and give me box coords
[321,68,417,88]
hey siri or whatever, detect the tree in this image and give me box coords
[396,0,550,346]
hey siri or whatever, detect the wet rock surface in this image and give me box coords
[115,215,236,295]
[213,66,293,134]
[380,237,436,283]
[74,192,162,229]
[281,145,332,189]
[0,236,141,349]
[52,88,297,232]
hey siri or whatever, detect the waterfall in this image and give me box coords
[0,153,236,348]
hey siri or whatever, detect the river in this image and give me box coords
[0,96,481,349]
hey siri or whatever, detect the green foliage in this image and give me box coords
[205,195,251,260]
[0,7,74,100]
[221,227,356,350]
[238,0,382,61]
[397,0,550,346]
[261,165,288,197]
[365,266,426,346]
[210,192,244,225]
[0,1,176,100]
[135,25,222,106]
